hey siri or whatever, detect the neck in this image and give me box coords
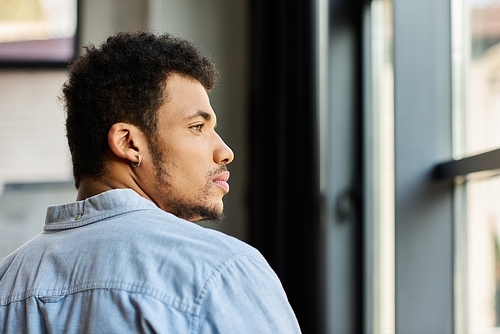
[75,158,154,203]
[76,178,116,201]
[76,175,153,204]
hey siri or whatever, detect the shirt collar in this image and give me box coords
[44,189,158,231]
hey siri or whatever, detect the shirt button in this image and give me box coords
[75,214,83,220]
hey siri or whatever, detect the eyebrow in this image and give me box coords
[186,110,218,127]
[186,110,212,121]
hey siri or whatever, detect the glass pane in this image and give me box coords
[0,0,77,63]
[461,1,500,332]
[465,0,500,156]
[468,176,500,332]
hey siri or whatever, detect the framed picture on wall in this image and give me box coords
[0,0,79,68]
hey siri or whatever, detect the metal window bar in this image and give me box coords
[433,148,500,180]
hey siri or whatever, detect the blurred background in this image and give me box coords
[1,0,500,333]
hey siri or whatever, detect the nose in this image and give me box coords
[214,133,234,165]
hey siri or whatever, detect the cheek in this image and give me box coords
[168,162,207,188]
[160,141,213,181]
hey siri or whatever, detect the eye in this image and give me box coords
[190,124,203,132]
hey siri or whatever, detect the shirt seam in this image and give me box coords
[191,252,252,333]
[0,281,197,315]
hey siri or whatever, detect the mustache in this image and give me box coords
[207,164,228,177]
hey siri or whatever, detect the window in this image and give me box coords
[451,0,500,332]
[0,0,78,66]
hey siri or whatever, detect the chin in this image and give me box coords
[174,200,224,222]
[191,211,225,223]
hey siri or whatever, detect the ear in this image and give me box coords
[107,123,146,164]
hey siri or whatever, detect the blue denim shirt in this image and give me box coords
[0,189,301,333]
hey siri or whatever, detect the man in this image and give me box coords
[0,31,301,333]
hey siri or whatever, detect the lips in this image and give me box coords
[213,171,230,193]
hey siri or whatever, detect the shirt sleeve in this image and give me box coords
[195,253,302,334]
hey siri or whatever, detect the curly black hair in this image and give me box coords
[62,31,219,188]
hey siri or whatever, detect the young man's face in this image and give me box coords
[143,73,234,222]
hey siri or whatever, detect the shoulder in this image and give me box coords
[125,206,263,261]
[106,206,271,288]
[192,240,302,333]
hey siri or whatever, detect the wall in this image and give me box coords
[0,70,71,188]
